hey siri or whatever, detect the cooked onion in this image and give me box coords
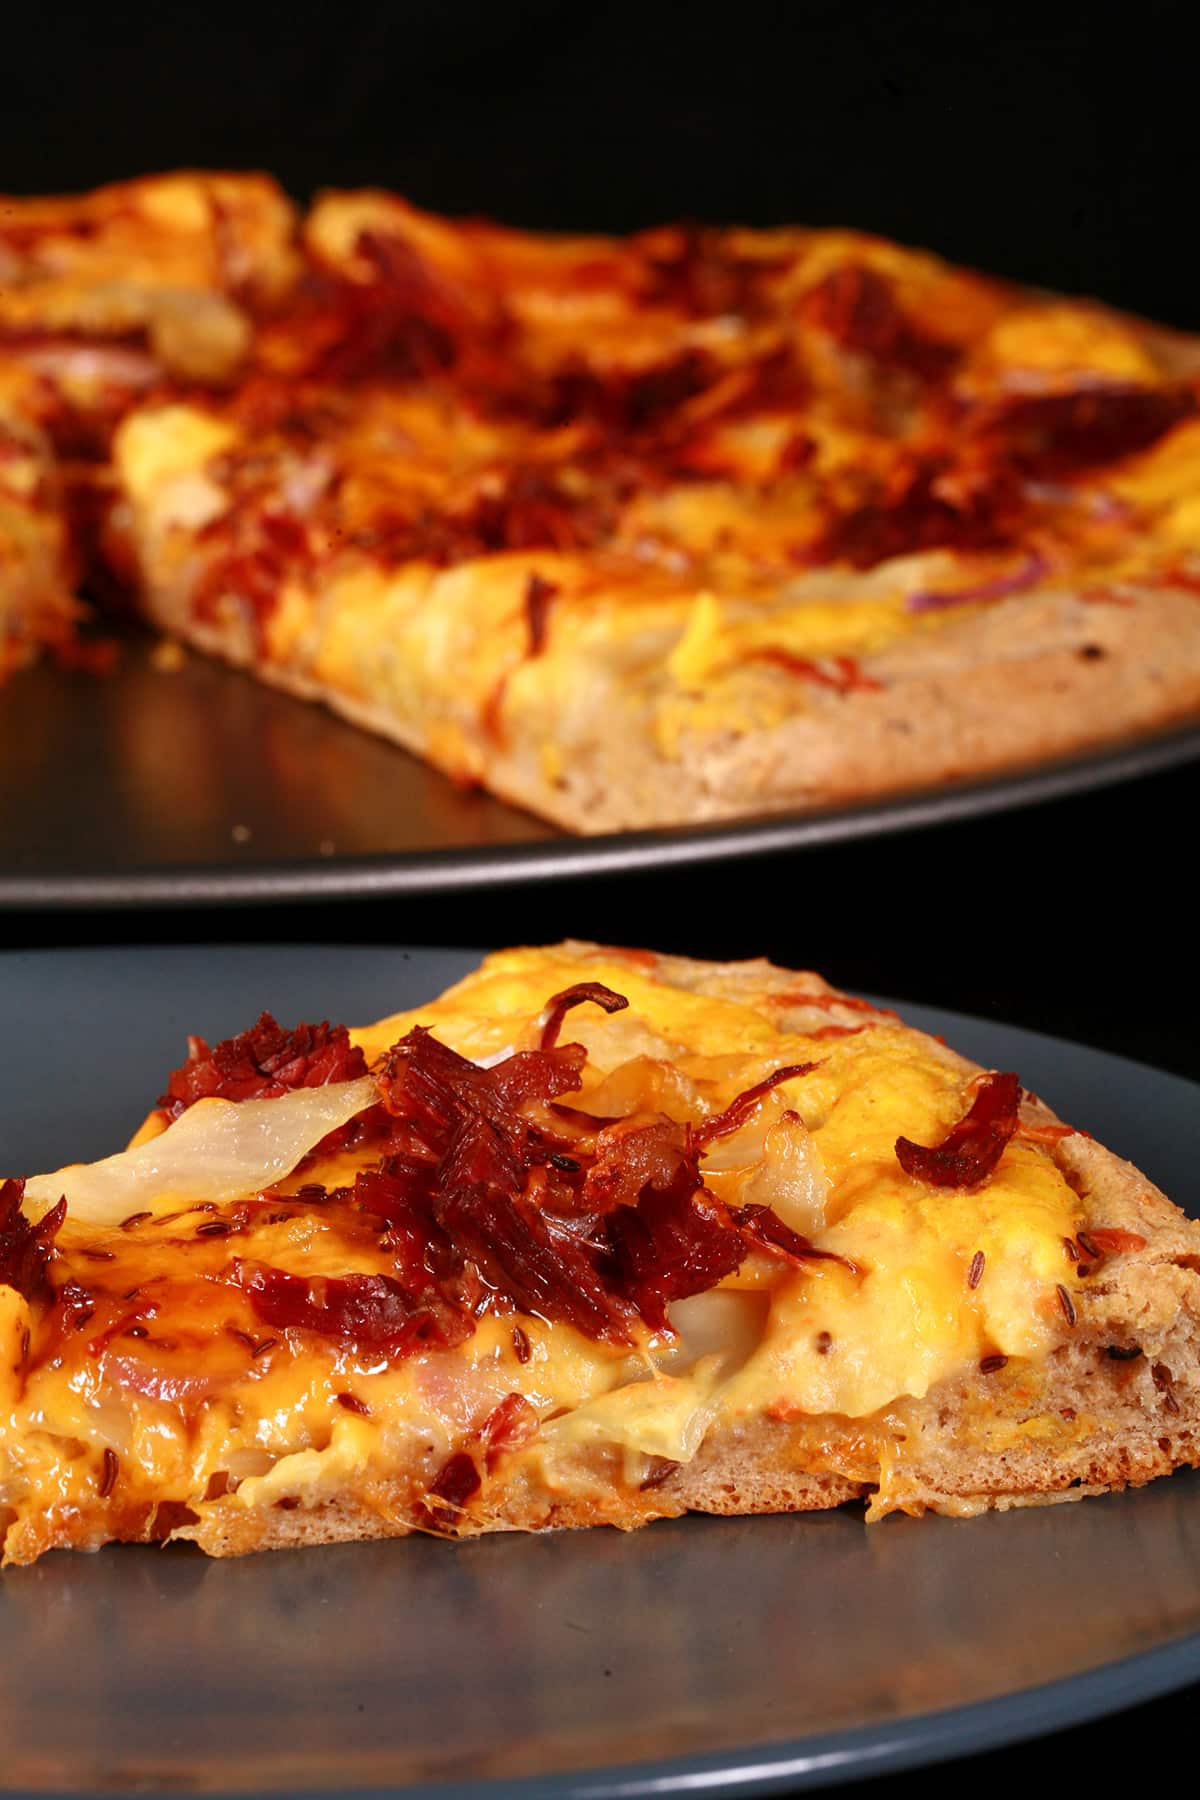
[667,1288,770,1373]
[571,1055,701,1122]
[738,1114,829,1236]
[22,1076,378,1227]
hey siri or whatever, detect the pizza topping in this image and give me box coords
[538,981,630,1050]
[444,1163,639,1340]
[359,466,618,568]
[746,650,883,694]
[301,228,484,386]
[732,1112,829,1237]
[1020,1121,1083,1145]
[607,1173,744,1333]
[816,456,1022,570]
[421,1450,482,1530]
[236,1262,473,1356]
[380,1024,586,1137]
[0,1179,66,1301]
[192,507,312,643]
[418,1396,540,1529]
[97,1448,120,1498]
[906,548,1048,614]
[979,384,1197,477]
[507,348,720,437]
[22,1076,379,1226]
[524,571,561,657]
[639,1456,681,1489]
[480,1392,540,1469]
[694,1062,818,1145]
[640,226,787,320]
[373,1027,640,1341]
[1056,1283,1078,1327]
[800,264,957,382]
[894,1070,1021,1188]
[159,1013,368,1117]
[731,1203,855,1272]
[1081,1227,1147,1256]
[194,1025,846,1354]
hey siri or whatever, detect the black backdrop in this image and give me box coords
[5,0,1198,325]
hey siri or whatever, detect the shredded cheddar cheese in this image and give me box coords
[0,943,1097,1564]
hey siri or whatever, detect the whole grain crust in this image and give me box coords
[131,578,1200,835]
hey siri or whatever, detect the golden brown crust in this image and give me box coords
[7,175,1200,825]
[464,584,1200,831]
[117,550,1200,834]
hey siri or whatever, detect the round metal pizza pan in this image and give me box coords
[2,639,1200,907]
[2,942,1200,1798]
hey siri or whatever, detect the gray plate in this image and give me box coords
[2,639,1199,907]
[2,944,1200,1799]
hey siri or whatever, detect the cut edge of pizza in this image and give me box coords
[2,940,1198,1565]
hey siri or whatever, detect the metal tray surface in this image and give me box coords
[2,944,1200,1799]
[2,641,1199,907]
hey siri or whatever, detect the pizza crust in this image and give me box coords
[492,583,1200,831]
[126,573,1200,834]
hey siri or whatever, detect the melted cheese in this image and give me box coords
[115,406,237,511]
[0,945,1085,1558]
[666,589,904,689]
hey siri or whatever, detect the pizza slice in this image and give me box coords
[105,189,1200,830]
[2,942,1197,1565]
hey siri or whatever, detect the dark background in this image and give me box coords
[4,0,1197,325]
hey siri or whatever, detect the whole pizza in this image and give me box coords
[3,172,1200,830]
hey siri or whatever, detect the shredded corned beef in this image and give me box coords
[524,571,561,657]
[538,980,630,1050]
[895,1070,1021,1188]
[979,384,1196,478]
[745,650,883,694]
[816,456,1023,570]
[159,1013,368,1116]
[800,264,958,383]
[0,1179,66,1302]
[207,1014,846,1355]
